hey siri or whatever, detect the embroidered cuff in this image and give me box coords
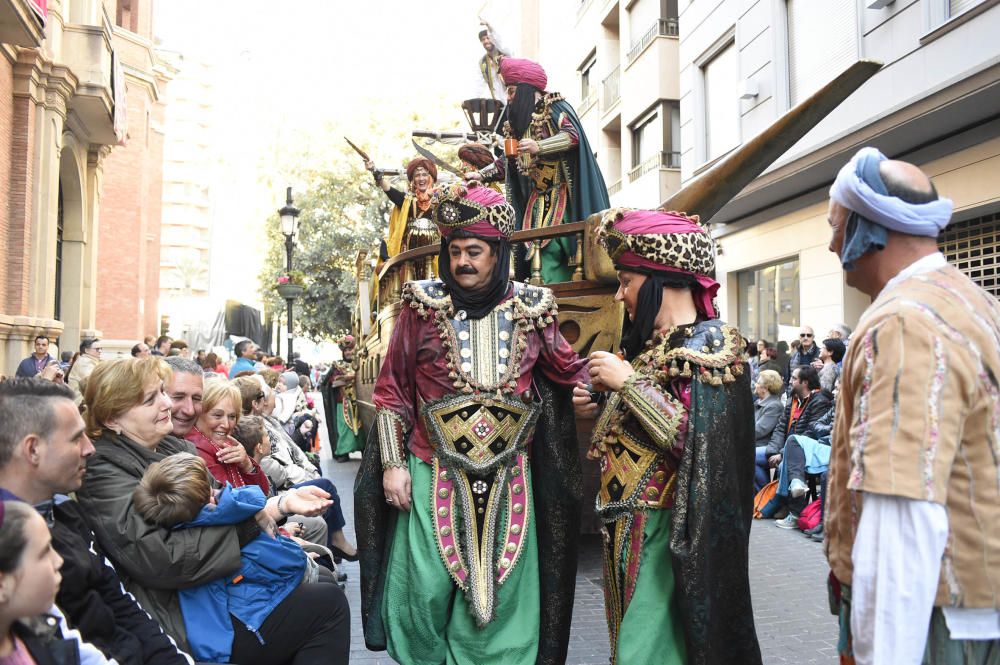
[536,132,574,156]
[619,374,685,450]
[377,408,408,469]
[478,162,499,181]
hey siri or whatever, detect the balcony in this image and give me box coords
[626,19,678,65]
[0,0,45,47]
[628,151,680,182]
[608,179,622,196]
[62,17,118,145]
[601,65,620,113]
[579,90,598,115]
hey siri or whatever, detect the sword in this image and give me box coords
[411,139,464,177]
[344,136,370,162]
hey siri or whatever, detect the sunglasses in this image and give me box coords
[799,333,813,338]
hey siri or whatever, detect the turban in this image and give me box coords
[405,157,437,183]
[335,334,355,351]
[598,208,719,319]
[829,147,952,270]
[499,57,547,91]
[431,183,515,240]
[458,143,495,169]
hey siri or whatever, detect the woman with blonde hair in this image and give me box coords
[753,369,785,491]
[185,379,269,492]
[77,356,349,664]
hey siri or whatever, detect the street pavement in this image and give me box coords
[315,393,837,664]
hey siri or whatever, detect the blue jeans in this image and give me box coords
[754,446,770,492]
[291,478,346,534]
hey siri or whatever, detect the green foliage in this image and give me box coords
[260,155,389,342]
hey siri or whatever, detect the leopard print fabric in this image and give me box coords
[597,207,716,277]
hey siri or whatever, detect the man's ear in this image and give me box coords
[21,433,42,466]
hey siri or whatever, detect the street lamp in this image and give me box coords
[276,186,302,363]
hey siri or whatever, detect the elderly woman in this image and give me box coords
[753,369,785,491]
[233,376,357,562]
[76,357,350,665]
[186,380,269,492]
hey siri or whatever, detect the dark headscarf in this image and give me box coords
[619,269,699,360]
[438,231,512,320]
[508,82,540,137]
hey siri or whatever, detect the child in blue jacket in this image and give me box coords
[133,452,314,663]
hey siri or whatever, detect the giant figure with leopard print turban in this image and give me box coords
[465,57,610,284]
[572,209,762,665]
[354,183,590,665]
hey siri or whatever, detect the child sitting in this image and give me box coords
[0,501,112,663]
[133,453,315,663]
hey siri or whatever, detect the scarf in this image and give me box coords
[438,236,512,320]
[186,427,246,489]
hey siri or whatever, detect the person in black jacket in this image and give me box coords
[764,366,834,525]
[0,378,191,665]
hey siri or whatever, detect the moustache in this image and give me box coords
[455,266,478,275]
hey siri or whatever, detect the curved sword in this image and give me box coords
[411,139,464,177]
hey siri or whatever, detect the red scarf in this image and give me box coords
[186,427,246,489]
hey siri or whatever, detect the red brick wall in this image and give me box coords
[0,56,13,315]
[96,81,163,340]
[4,55,35,318]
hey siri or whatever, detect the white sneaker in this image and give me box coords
[789,478,808,498]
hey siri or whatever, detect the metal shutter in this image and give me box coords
[938,213,1000,298]
[950,0,983,17]
[786,0,858,106]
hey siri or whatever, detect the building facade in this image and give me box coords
[677,0,1000,341]
[0,0,167,375]
[482,0,684,209]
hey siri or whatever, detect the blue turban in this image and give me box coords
[829,147,953,270]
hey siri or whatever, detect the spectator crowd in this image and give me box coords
[1,333,355,665]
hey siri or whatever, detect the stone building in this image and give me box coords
[0,0,167,374]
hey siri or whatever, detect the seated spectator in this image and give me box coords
[228,340,257,379]
[67,337,102,404]
[15,335,56,378]
[201,352,228,376]
[779,395,836,540]
[817,338,846,393]
[131,342,151,358]
[232,382,357,562]
[274,371,312,427]
[0,377,190,664]
[77,357,350,664]
[169,340,191,359]
[787,326,820,387]
[133,453,320,663]
[186,380,269,492]
[0,500,116,664]
[763,365,834,528]
[826,323,851,341]
[753,369,784,491]
[757,345,783,375]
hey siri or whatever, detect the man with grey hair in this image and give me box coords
[164,356,205,437]
[0,377,192,664]
[825,147,1000,664]
[827,323,852,341]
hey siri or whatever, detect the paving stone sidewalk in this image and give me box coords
[315,394,836,664]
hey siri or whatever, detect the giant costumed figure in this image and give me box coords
[355,183,589,665]
[467,57,609,284]
[574,209,762,665]
[320,334,364,462]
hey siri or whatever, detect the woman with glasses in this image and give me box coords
[67,337,102,403]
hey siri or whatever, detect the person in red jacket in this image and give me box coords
[185,380,269,492]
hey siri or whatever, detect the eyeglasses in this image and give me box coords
[799,333,813,338]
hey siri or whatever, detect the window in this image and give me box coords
[702,41,739,162]
[629,100,681,178]
[950,0,984,16]
[786,0,857,106]
[116,0,139,32]
[626,0,679,62]
[737,258,800,342]
[579,53,597,108]
[938,212,1000,298]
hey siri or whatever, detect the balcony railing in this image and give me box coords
[580,90,598,113]
[626,18,679,64]
[608,179,623,196]
[601,65,620,112]
[628,151,681,182]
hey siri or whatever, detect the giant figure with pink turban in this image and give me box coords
[355,183,590,664]
[573,208,762,665]
[466,57,610,284]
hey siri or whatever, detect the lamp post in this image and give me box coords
[276,187,301,364]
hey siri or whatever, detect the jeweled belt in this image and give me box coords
[421,392,541,626]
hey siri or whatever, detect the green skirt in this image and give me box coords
[614,509,687,665]
[333,404,363,456]
[381,456,540,665]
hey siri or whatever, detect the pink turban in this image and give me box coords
[598,208,720,318]
[499,58,547,91]
[431,183,516,240]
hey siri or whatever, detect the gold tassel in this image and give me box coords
[711,369,723,386]
[669,360,680,377]
[681,361,692,378]
[723,366,735,384]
